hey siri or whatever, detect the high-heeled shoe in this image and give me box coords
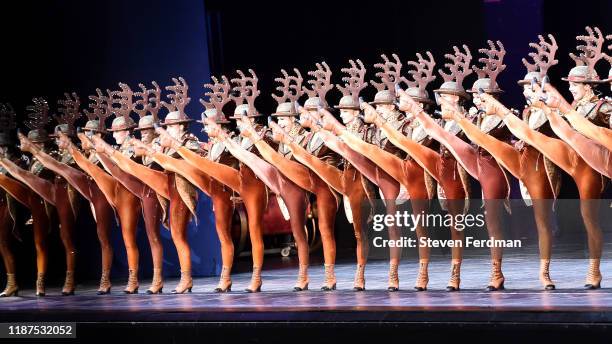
[146,268,164,294]
[0,273,18,297]
[124,269,139,294]
[321,264,337,291]
[584,258,602,290]
[486,259,505,291]
[172,270,193,294]
[540,259,555,290]
[97,270,111,295]
[353,264,366,291]
[62,270,75,296]
[293,264,309,292]
[387,263,399,292]
[414,260,429,291]
[36,272,45,297]
[245,266,262,293]
[446,260,461,292]
[214,266,232,293]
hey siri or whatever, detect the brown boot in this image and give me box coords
[486,259,505,291]
[245,266,262,293]
[172,270,193,294]
[446,260,461,292]
[353,264,366,291]
[388,263,399,292]
[147,268,164,294]
[414,259,429,291]
[293,264,309,292]
[62,270,75,296]
[97,270,111,295]
[214,266,232,293]
[0,273,18,297]
[321,264,337,291]
[36,272,45,297]
[584,258,602,290]
[124,269,139,294]
[539,259,555,290]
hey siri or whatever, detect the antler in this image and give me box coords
[271,69,292,104]
[370,54,402,92]
[287,68,303,104]
[25,97,51,131]
[56,92,81,133]
[108,83,134,122]
[472,40,506,84]
[303,62,333,101]
[201,75,232,114]
[601,33,611,65]
[83,88,112,132]
[160,77,190,115]
[439,45,473,86]
[230,69,259,112]
[404,51,436,90]
[522,34,558,76]
[133,81,162,122]
[271,68,303,105]
[336,59,368,98]
[571,26,605,71]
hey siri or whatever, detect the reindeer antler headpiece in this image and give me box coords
[563,26,606,83]
[199,75,232,124]
[518,34,558,86]
[370,54,402,105]
[230,69,261,118]
[468,40,506,94]
[51,92,81,137]
[25,97,52,143]
[0,103,17,146]
[133,81,162,130]
[433,44,473,99]
[303,61,333,110]
[402,51,436,105]
[271,68,303,117]
[602,33,611,82]
[335,59,368,110]
[107,83,138,132]
[160,77,193,125]
[82,88,112,133]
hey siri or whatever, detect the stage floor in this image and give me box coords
[2,253,612,324]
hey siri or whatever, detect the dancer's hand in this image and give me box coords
[77,132,94,151]
[91,135,112,155]
[130,138,154,156]
[319,108,344,135]
[17,132,38,154]
[237,114,257,138]
[396,88,424,115]
[438,97,466,120]
[154,125,180,149]
[58,132,74,151]
[269,121,291,144]
[361,102,382,126]
[204,118,229,140]
[478,93,510,117]
[533,83,572,113]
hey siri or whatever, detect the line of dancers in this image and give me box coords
[0,26,610,296]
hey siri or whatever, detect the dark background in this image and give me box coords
[1,0,611,286]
